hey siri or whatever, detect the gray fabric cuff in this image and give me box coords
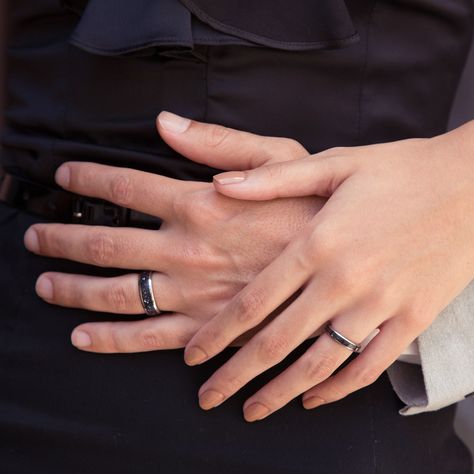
[387,279,474,416]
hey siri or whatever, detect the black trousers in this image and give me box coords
[1,0,474,472]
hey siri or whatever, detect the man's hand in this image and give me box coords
[24,112,325,352]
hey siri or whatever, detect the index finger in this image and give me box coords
[55,162,198,221]
[157,112,308,170]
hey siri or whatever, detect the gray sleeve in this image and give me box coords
[386,279,474,415]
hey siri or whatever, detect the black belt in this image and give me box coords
[0,169,162,229]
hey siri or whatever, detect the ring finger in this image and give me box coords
[241,314,383,421]
[36,271,184,314]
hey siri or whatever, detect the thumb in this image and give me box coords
[156,111,308,170]
[212,153,354,201]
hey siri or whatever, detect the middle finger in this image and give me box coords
[24,223,173,271]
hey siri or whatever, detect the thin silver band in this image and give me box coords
[138,271,162,316]
[325,324,361,353]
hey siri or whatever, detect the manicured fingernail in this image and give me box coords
[158,111,191,133]
[244,402,270,422]
[36,276,53,300]
[184,346,208,365]
[213,171,247,185]
[303,396,326,410]
[55,165,70,188]
[199,390,225,410]
[71,330,92,348]
[24,228,39,253]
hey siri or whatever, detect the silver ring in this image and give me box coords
[138,271,162,316]
[325,324,361,353]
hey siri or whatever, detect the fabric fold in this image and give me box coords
[61,0,360,57]
[180,0,360,50]
[387,278,474,415]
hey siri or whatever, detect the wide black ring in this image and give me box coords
[325,324,361,353]
[138,271,161,316]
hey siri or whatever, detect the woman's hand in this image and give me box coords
[24,113,325,352]
[182,120,474,421]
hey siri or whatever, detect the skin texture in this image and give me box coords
[25,113,325,352]
[25,112,474,422]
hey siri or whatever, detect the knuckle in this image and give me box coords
[177,242,208,267]
[351,365,382,388]
[234,289,267,325]
[205,124,231,149]
[35,224,61,255]
[327,146,349,156]
[215,372,246,396]
[139,328,163,350]
[300,353,336,381]
[105,282,131,312]
[282,138,306,158]
[172,192,189,219]
[322,384,347,402]
[328,263,354,295]
[175,329,194,347]
[318,146,349,159]
[198,325,225,350]
[107,326,126,352]
[50,278,73,305]
[30,224,46,252]
[173,190,211,223]
[305,226,338,262]
[402,310,431,333]
[263,162,285,182]
[74,166,95,190]
[362,285,397,316]
[109,173,133,206]
[86,232,116,266]
[255,334,291,365]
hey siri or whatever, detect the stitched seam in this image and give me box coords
[71,34,361,55]
[180,0,360,50]
[70,36,193,54]
[357,0,377,146]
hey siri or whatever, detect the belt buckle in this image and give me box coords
[71,196,129,227]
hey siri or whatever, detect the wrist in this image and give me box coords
[429,119,474,177]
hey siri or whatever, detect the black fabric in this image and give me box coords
[63,0,359,57]
[1,0,474,472]
[180,0,359,50]
[0,171,162,228]
[65,0,254,57]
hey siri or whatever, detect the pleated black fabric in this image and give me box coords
[1,0,473,472]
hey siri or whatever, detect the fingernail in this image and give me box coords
[303,396,326,410]
[24,228,39,253]
[184,346,208,365]
[213,171,247,185]
[55,165,70,188]
[244,402,270,422]
[71,330,92,348]
[199,390,225,410]
[158,111,191,133]
[36,276,53,300]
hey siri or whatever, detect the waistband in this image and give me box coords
[0,168,161,229]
